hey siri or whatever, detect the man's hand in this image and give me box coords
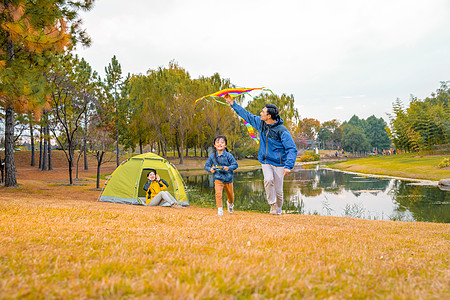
[210,168,216,173]
[223,166,229,171]
[224,93,233,105]
[283,168,291,177]
[156,174,161,181]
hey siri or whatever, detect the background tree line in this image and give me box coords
[1,2,447,188]
[298,115,391,154]
[387,81,450,152]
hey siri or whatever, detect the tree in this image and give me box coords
[343,127,371,153]
[104,55,124,167]
[319,119,343,149]
[194,74,235,152]
[318,127,332,148]
[297,118,321,140]
[46,54,91,184]
[388,82,450,151]
[365,115,391,151]
[0,0,94,187]
[75,58,96,170]
[246,93,299,132]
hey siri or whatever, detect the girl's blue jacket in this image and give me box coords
[204,151,238,183]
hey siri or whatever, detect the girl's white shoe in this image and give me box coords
[227,202,234,214]
[217,207,224,216]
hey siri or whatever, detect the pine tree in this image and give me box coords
[0,0,94,187]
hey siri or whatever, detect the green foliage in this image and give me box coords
[388,82,450,152]
[298,151,320,162]
[317,119,343,149]
[438,158,450,168]
[342,126,371,153]
[245,93,299,132]
[297,118,321,139]
[340,115,390,152]
[231,146,259,160]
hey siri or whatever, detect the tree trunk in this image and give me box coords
[4,106,17,187]
[47,133,52,171]
[0,155,4,185]
[68,146,73,185]
[30,121,35,166]
[139,136,143,154]
[164,142,168,159]
[96,151,104,189]
[84,114,88,170]
[76,147,83,179]
[42,118,48,171]
[179,135,184,165]
[69,146,74,168]
[83,137,88,170]
[185,132,189,158]
[39,126,43,169]
[116,111,119,167]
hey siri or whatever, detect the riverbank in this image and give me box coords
[326,153,450,182]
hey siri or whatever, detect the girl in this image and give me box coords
[204,136,238,215]
[143,169,182,208]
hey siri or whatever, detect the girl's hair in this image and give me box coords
[213,135,228,165]
[147,169,157,177]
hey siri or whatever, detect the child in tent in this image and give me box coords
[143,169,183,208]
[204,136,238,215]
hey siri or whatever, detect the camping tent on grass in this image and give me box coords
[99,152,188,206]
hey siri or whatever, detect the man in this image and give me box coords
[224,94,297,215]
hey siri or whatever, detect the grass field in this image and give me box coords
[0,151,449,298]
[1,199,449,299]
[327,153,450,181]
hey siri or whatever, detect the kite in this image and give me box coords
[194,87,267,104]
[195,87,274,144]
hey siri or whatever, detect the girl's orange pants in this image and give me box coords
[214,180,234,208]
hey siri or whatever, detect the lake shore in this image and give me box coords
[324,153,450,182]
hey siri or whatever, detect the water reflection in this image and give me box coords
[183,165,450,223]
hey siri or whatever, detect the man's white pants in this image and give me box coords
[261,164,284,214]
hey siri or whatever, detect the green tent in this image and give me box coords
[99,152,189,206]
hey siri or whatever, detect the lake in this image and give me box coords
[183,165,450,223]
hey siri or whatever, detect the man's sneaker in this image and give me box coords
[269,203,278,215]
[218,207,224,216]
[172,203,183,209]
[227,202,234,214]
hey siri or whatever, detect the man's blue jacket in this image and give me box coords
[230,102,298,169]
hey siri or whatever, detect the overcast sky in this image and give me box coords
[75,0,450,123]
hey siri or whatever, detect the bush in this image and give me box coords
[298,151,320,162]
[438,158,450,168]
[231,146,259,160]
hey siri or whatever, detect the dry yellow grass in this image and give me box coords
[1,198,449,299]
[1,151,449,298]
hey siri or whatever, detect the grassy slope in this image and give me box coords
[0,198,448,299]
[0,151,448,298]
[327,153,450,181]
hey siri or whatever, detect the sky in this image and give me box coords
[74,0,450,123]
